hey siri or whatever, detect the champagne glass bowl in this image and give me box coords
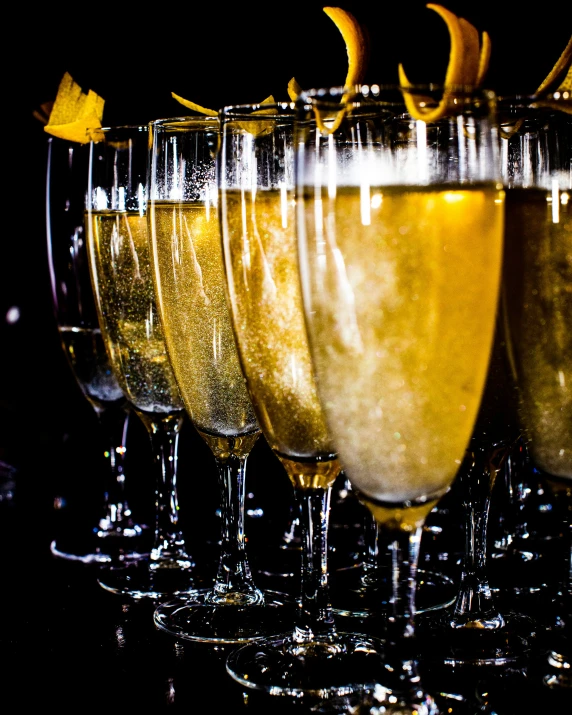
[147,115,295,644]
[218,101,384,699]
[497,90,571,690]
[86,125,195,599]
[45,135,149,565]
[294,83,506,713]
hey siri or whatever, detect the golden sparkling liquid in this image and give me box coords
[302,184,505,504]
[503,187,572,479]
[150,201,257,438]
[222,188,339,491]
[88,211,183,416]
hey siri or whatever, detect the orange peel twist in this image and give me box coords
[291,7,369,134]
[44,72,105,143]
[398,4,491,123]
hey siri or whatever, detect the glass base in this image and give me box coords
[226,632,383,699]
[50,522,151,565]
[331,567,457,621]
[153,589,296,644]
[309,686,439,714]
[417,608,537,667]
[97,557,196,600]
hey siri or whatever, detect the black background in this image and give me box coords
[0,2,570,712]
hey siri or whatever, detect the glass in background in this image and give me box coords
[86,125,195,599]
[499,91,571,691]
[148,115,295,643]
[296,84,505,713]
[219,102,382,698]
[45,135,149,564]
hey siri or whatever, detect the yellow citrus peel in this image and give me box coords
[44,72,105,143]
[171,92,279,137]
[289,6,368,102]
[170,93,218,116]
[398,4,491,122]
[536,35,572,94]
[170,92,280,134]
[292,7,369,134]
[500,36,572,139]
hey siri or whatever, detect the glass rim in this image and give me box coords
[99,124,149,133]
[148,115,220,128]
[298,82,498,103]
[219,101,296,118]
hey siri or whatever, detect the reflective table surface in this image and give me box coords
[1,412,570,714]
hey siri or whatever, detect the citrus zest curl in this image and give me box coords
[44,72,105,144]
[398,4,491,123]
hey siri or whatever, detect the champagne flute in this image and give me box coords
[499,91,571,689]
[86,124,195,599]
[46,135,149,564]
[148,115,295,643]
[295,84,505,713]
[219,101,383,698]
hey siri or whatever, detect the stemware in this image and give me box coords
[85,125,195,599]
[219,101,383,698]
[416,317,537,672]
[498,91,571,689]
[295,84,505,712]
[147,115,295,643]
[45,135,149,564]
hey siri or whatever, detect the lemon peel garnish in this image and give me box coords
[171,92,276,124]
[499,36,572,140]
[171,93,218,116]
[44,72,105,144]
[294,7,369,135]
[323,6,369,88]
[289,6,368,104]
[287,78,303,103]
[536,35,572,95]
[235,96,283,136]
[398,4,491,123]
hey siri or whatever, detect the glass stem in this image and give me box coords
[292,486,337,644]
[144,412,189,565]
[96,403,132,532]
[494,434,532,551]
[381,524,423,682]
[209,441,263,603]
[452,442,505,628]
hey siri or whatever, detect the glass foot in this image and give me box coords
[153,589,296,644]
[417,609,537,667]
[50,522,151,565]
[309,686,439,714]
[97,558,196,600]
[226,632,383,699]
[331,567,457,621]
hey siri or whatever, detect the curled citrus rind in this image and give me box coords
[44,72,105,143]
[323,6,368,88]
[398,4,491,123]
[287,77,303,103]
[171,92,218,116]
[290,6,368,104]
[536,35,572,94]
[234,96,286,136]
[306,7,369,134]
